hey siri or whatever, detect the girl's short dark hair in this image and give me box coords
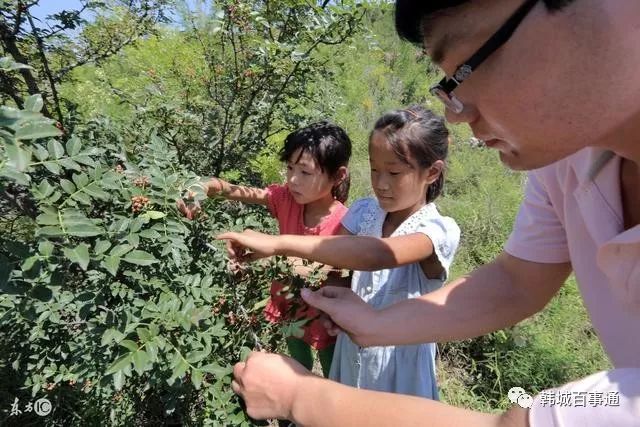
[395,0,577,46]
[372,105,449,203]
[279,121,352,203]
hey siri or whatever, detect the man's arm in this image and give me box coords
[302,251,572,346]
[293,375,528,427]
[233,351,529,427]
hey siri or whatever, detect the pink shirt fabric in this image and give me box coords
[262,184,347,350]
[504,148,640,425]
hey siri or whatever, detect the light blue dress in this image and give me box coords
[329,197,460,398]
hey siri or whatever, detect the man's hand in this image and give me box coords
[301,286,379,347]
[232,351,313,420]
[217,230,282,262]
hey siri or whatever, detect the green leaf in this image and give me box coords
[57,157,81,171]
[186,349,210,364]
[123,250,157,266]
[60,179,76,194]
[82,182,110,199]
[200,363,232,378]
[33,144,49,161]
[101,329,115,346]
[73,154,95,166]
[120,340,138,352]
[139,229,161,239]
[47,139,65,159]
[146,341,158,362]
[72,173,89,188]
[63,243,90,271]
[36,213,59,226]
[141,211,166,220]
[132,350,149,375]
[109,244,133,257]
[251,296,270,312]
[24,94,44,113]
[72,191,92,205]
[38,241,54,257]
[15,122,61,140]
[136,327,152,342]
[66,136,81,156]
[127,233,139,247]
[0,169,30,185]
[21,256,39,272]
[113,370,125,390]
[101,256,120,276]
[6,143,31,171]
[106,353,132,375]
[191,369,203,389]
[34,180,54,199]
[171,357,189,381]
[42,160,61,174]
[65,223,103,237]
[37,226,64,237]
[94,240,111,254]
[31,285,53,302]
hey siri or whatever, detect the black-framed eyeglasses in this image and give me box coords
[429,0,539,114]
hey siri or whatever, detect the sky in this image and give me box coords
[31,0,92,23]
[28,1,210,29]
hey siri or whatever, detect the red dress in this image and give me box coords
[263,184,347,350]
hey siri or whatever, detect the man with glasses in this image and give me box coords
[230,1,640,425]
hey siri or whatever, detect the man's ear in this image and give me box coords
[426,160,445,185]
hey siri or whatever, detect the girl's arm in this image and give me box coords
[217,229,434,271]
[201,177,269,205]
[177,178,268,218]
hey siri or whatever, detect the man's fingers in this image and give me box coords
[216,232,236,240]
[231,379,242,395]
[301,286,348,312]
[233,361,246,382]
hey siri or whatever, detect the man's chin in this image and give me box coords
[497,150,557,171]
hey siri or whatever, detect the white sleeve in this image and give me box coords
[341,198,373,235]
[412,215,460,280]
[528,369,640,426]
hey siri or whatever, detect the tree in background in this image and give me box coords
[0,0,170,126]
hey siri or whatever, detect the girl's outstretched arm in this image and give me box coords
[200,177,269,205]
[177,178,268,219]
[217,229,434,271]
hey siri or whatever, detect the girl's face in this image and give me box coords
[285,148,341,205]
[369,131,443,213]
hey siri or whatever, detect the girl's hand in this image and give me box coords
[203,177,225,196]
[232,351,314,420]
[216,230,281,262]
[300,286,379,347]
[176,192,201,220]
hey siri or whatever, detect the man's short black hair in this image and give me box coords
[395,0,578,46]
